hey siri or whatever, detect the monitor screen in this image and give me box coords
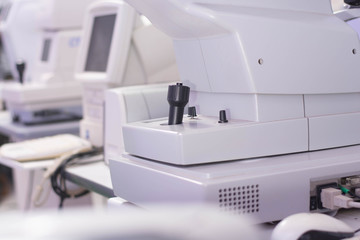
[84,14,116,72]
[41,38,52,62]
[0,3,12,22]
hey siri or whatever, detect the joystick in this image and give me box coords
[345,0,360,6]
[16,60,26,84]
[167,83,190,125]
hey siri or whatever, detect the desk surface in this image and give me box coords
[65,160,114,198]
[0,152,112,196]
[0,155,54,170]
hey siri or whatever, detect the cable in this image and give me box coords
[51,148,101,209]
[51,148,102,208]
[33,180,52,207]
[349,201,360,208]
[50,148,102,209]
[340,185,352,195]
[322,188,360,209]
[32,145,94,207]
[340,185,360,199]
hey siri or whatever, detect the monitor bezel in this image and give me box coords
[75,1,136,84]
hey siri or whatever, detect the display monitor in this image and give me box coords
[85,14,116,72]
[75,0,136,84]
[0,2,12,22]
[40,38,52,62]
[76,0,178,85]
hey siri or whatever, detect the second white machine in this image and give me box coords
[1,0,95,125]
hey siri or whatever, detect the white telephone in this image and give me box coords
[0,134,92,162]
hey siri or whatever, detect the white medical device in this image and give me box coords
[109,0,360,223]
[1,0,95,125]
[75,0,179,147]
[0,0,11,80]
[0,0,40,84]
[0,0,25,111]
[120,0,360,165]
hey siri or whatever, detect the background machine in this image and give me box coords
[0,0,180,211]
[0,0,39,86]
[0,0,97,211]
[75,0,179,154]
[0,0,95,133]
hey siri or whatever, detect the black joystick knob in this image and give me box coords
[16,60,26,84]
[345,0,360,6]
[188,106,197,118]
[218,110,228,123]
[167,83,190,125]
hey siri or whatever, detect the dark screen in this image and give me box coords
[1,3,12,22]
[41,38,52,62]
[84,14,116,72]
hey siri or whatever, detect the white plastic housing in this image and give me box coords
[110,145,360,223]
[2,82,82,108]
[75,0,136,86]
[32,30,82,84]
[104,84,170,164]
[125,1,360,91]
[123,116,308,165]
[37,0,96,30]
[118,0,360,164]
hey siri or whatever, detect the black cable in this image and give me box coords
[348,187,360,199]
[339,185,360,199]
[355,227,360,233]
[50,148,102,209]
[352,191,360,199]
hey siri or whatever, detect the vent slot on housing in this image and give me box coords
[218,184,260,215]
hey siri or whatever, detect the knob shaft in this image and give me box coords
[16,60,26,84]
[218,110,228,123]
[188,106,197,118]
[167,83,190,125]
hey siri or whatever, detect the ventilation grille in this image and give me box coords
[218,185,260,215]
